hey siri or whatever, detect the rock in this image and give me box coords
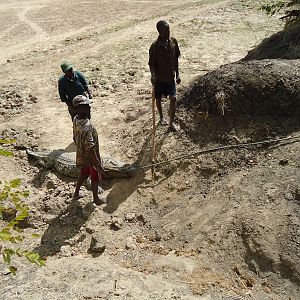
[2,207,17,221]
[89,235,106,254]
[155,232,161,242]
[125,212,136,222]
[18,151,26,159]
[295,188,300,201]
[128,70,136,76]
[136,214,147,225]
[111,216,124,230]
[17,216,31,229]
[45,173,59,189]
[266,187,279,200]
[82,203,95,217]
[285,192,294,201]
[231,135,242,144]
[28,94,38,103]
[125,237,138,250]
[60,245,73,257]
[196,164,218,178]
[86,226,95,234]
[56,186,63,193]
[279,159,288,166]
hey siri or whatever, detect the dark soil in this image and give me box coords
[178,59,300,117]
[243,24,300,60]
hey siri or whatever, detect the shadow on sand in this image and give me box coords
[34,199,96,257]
[103,122,173,213]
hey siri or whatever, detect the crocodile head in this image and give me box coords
[26,149,65,169]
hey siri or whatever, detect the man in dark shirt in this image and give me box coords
[149,20,181,132]
[58,61,93,120]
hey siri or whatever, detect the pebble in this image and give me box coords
[89,235,106,253]
[125,237,138,250]
[111,216,124,229]
[60,245,73,257]
[125,212,136,222]
[279,159,288,166]
[86,226,95,234]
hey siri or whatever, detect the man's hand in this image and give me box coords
[151,74,157,84]
[176,76,181,84]
[87,89,93,99]
[96,164,105,181]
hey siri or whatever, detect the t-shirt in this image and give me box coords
[73,116,100,168]
[148,36,181,84]
[58,71,88,106]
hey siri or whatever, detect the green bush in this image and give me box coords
[0,139,15,157]
[261,1,300,25]
[0,139,45,275]
[0,179,45,275]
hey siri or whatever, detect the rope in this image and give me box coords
[140,134,300,170]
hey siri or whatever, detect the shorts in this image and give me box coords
[155,81,176,99]
[80,166,99,181]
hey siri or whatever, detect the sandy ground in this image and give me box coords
[1,0,299,299]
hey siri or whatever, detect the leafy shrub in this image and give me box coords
[0,138,15,157]
[261,1,300,25]
[0,140,45,275]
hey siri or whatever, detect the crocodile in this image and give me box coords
[26,149,138,178]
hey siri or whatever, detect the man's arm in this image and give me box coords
[148,43,157,84]
[173,38,181,84]
[58,79,68,102]
[77,71,93,99]
[86,87,93,99]
[175,62,181,84]
[89,147,102,166]
[89,147,104,178]
[84,130,104,177]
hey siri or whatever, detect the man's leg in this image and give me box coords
[155,98,163,120]
[169,95,177,130]
[155,82,168,125]
[73,173,87,200]
[90,168,105,205]
[91,179,99,201]
[156,98,168,125]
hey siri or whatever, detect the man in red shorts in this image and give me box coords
[72,95,105,205]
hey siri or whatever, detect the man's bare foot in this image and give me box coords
[94,196,106,206]
[160,118,168,126]
[72,191,85,200]
[168,123,180,132]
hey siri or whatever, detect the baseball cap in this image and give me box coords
[61,61,73,73]
[73,95,91,107]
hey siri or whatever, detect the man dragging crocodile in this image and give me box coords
[72,95,105,205]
